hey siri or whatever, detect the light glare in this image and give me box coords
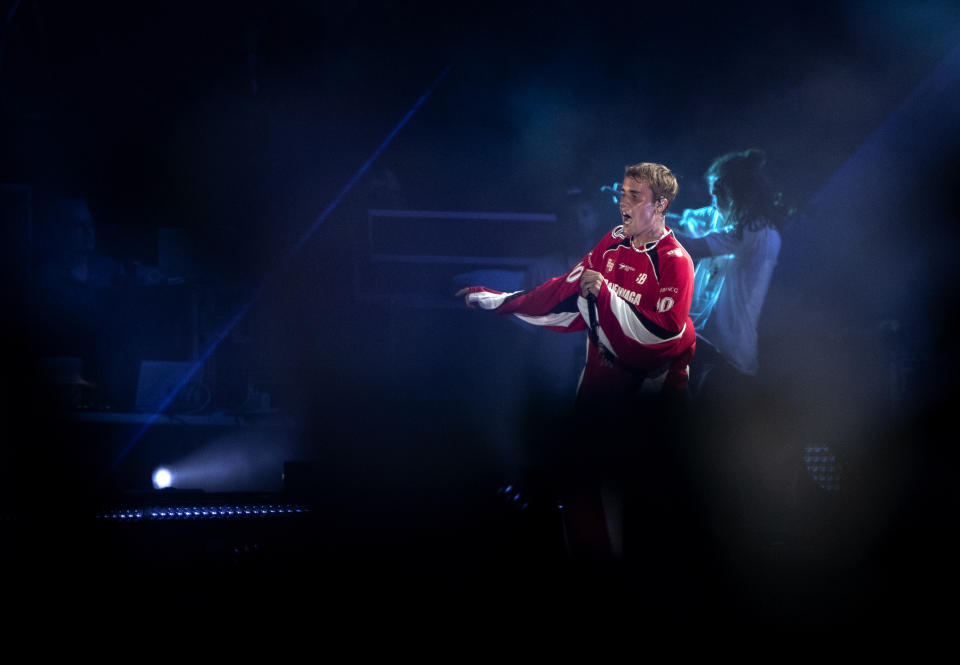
[153,467,173,489]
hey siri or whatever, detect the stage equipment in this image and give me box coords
[108,65,452,474]
[359,208,557,307]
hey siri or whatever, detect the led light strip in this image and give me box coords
[97,505,311,521]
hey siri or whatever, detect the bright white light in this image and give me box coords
[153,467,173,489]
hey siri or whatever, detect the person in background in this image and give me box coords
[673,149,792,400]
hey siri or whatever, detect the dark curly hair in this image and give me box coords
[707,149,792,238]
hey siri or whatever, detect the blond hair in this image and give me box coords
[624,162,679,211]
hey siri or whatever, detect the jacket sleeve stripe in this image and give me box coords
[515,312,581,328]
[549,293,581,314]
[467,289,523,310]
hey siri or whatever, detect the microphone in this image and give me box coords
[587,292,599,342]
[586,292,616,364]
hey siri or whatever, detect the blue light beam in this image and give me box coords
[105,65,453,476]
[291,65,453,257]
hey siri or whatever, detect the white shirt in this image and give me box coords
[699,225,781,375]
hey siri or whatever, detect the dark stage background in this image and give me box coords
[1,0,958,627]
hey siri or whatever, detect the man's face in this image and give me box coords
[708,175,729,218]
[618,178,661,242]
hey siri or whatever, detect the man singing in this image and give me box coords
[457,162,696,405]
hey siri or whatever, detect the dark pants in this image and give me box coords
[688,338,757,405]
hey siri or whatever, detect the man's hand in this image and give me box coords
[455,287,476,308]
[579,269,603,298]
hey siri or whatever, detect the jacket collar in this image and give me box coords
[633,227,673,252]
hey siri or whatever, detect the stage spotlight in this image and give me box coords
[152,467,173,489]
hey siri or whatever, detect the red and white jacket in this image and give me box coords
[463,225,696,399]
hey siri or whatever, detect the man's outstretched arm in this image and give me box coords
[455,268,588,334]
